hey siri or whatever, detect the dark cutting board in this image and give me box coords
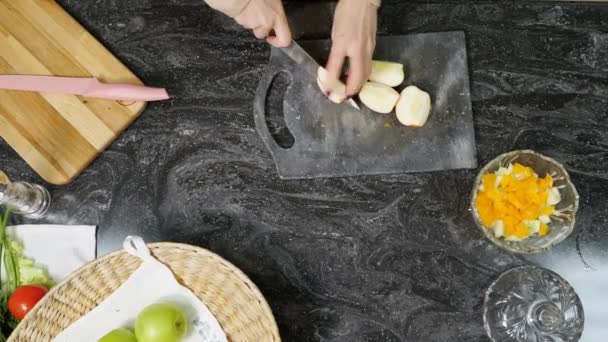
[254,31,477,179]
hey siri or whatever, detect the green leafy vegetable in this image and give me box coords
[3,236,18,295]
[0,209,54,341]
[9,241,53,288]
[0,209,18,341]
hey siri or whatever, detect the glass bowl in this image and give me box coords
[470,150,579,253]
[483,266,584,341]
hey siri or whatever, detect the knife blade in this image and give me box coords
[0,75,169,102]
[280,42,359,109]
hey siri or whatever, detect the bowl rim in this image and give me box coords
[470,149,580,254]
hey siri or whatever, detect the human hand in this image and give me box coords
[324,0,378,96]
[233,0,292,47]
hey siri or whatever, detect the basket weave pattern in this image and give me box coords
[8,243,280,341]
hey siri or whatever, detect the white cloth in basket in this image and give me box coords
[54,236,227,342]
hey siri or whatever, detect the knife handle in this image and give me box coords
[83,80,170,102]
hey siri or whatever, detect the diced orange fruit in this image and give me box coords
[475,163,556,240]
[482,174,497,190]
[539,223,549,236]
[541,206,555,216]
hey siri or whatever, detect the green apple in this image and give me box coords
[99,328,137,342]
[135,303,187,342]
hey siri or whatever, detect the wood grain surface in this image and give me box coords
[0,0,146,185]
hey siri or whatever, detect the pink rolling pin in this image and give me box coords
[0,75,169,102]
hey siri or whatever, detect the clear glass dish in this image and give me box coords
[484,266,584,342]
[470,150,579,253]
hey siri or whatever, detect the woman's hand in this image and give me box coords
[235,0,292,47]
[325,0,378,96]
[207,0,292,47]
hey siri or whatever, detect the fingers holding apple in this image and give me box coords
[317,66,348,104]
[331,57,432,128]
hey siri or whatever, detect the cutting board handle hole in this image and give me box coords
[265,71,295,149]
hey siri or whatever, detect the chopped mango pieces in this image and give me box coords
[475,163,559,240]
[539,223,549,236]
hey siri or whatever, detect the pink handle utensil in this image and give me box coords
[0,75,169,102]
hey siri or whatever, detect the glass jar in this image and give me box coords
[0,170,50,218]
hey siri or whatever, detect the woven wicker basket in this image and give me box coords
[8,242,280,342]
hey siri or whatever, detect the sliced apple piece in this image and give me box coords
[496,164,514,176]
[358,81,400,114]
[524,220,541,234]
[539,215,551,224]
[494,175,503,188]
[369,60,405,87]
[547,187,561,205]
[317,67,347,104]
[395,86,432,127]
[492,220,504,238]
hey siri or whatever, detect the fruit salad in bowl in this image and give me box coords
[470,150,579,253]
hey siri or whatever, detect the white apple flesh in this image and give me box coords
[395,86,432,127]
[317,67,347,104]
[547,187,561,205]
[369,60,405,87]
[358,81,400,114]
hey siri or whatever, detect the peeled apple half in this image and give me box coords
[369,61,405,87]
[317,67,347,104]
[396,86,432,127]
[358,81,400,114]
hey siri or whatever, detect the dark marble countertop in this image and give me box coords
[2,1,607,341]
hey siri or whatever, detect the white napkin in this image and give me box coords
[6,225,96,282]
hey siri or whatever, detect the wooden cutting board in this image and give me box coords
[0,0,146,185]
